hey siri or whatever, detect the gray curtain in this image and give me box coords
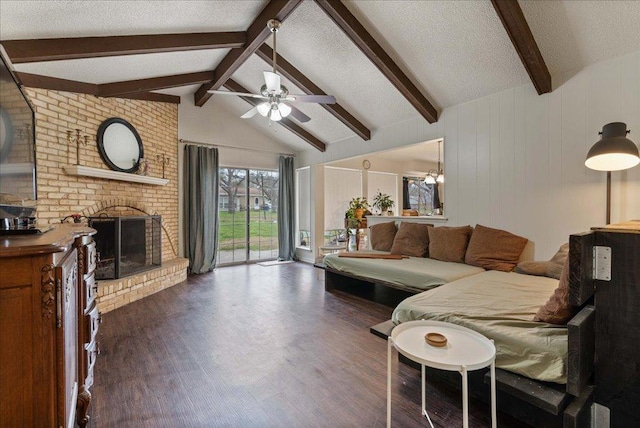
[184,145,219,274]
[402,177,411,209]
[277,156,295,261]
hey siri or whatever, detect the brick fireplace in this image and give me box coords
[26,88,187,313]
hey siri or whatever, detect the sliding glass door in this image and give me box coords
[217,167,279,265]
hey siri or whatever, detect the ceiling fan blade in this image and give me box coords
[264,71,281,94]
[284,94,337,104]
[241,106,259,119]
[287,105,311,123]
[207,89,266,99]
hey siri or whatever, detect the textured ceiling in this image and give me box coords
[520,0,640,77]
[1,0,639,153]
[345,0,529,108]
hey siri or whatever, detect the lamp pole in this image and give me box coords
[606,171,611,225]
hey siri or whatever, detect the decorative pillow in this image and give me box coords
[370,221,397,252]
[428,226,473,263]
[464,224,528,272]
[515,243,569,279]
[534,255,576,324]
[390,222,432,257]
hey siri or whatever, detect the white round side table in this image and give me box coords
[387,320,497,428]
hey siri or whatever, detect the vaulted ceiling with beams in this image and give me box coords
[1,1,640,153]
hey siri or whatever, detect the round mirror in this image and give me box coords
[97,117,143,173]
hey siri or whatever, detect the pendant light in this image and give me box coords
[424,140,444,184]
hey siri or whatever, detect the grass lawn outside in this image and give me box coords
[218,210,278,251]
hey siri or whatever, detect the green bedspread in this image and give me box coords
[392,270,568,384]
[323,251,485,292]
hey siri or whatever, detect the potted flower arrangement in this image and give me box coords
[348,197,369,219]
[373,191,394,216]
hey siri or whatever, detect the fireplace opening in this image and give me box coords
[89,215,161,279]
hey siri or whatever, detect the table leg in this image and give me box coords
[491,360,497,428]
[387,338,392,428]
[462,365,469,428]
[422,363,435,428]
[421,364,425,415]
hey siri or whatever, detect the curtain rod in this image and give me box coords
[178,139,295,157]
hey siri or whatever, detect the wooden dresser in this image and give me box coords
[0,224,97,428]
[588,221,640,427]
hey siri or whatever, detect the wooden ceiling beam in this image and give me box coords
[194,0,303,107]
[314,0,438,123]
[256,44,371,141]
[15,72,180,104]
[491,0,552,95]
[224,78,326,152]
[16,72,99,96]
[1,32,246,63]
[98,71,213,97]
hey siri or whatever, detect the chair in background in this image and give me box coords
[318,228,347,256]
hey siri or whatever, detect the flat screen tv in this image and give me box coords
[0,49,37,212]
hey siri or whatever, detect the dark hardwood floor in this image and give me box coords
[89,262,522,427]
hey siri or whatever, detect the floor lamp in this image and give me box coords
[585,122,640,224]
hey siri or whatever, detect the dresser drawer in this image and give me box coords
[84,302,100,346]
[83,241,97,275]
[84,341,98,389]
[84,272,97,310]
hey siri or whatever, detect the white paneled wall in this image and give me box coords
[367,171,398,215]
[324,167,363,230]
[300,51,640,259]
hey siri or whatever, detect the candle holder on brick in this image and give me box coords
[157,154,170,179]
[67,129,90,165]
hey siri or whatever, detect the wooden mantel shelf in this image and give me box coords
[64,165,169,186]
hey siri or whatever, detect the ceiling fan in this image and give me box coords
[208,19,336,123]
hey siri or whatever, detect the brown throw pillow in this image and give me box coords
[464,224,528,272]
[390,222,432,257]
[428,226,473,263]
[534,255,576,324]
[515,243,569,280]
[370,221,397,252]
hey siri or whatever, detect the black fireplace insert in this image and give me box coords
[89,215,161,279]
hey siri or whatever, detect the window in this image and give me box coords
[405,177,441,215]
[296,167,310,249]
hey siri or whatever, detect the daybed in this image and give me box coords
[392,270,568,383]
[324,249,484,293]
[322,222,595,427]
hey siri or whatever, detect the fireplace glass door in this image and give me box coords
[89,215,161,279]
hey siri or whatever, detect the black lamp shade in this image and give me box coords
[585,122,640,171]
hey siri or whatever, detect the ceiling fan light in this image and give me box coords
[436,173,445,183]
[278,103,291,118]
[270,107,282,122]
[424,175,436,184]
[256,102,270,117]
